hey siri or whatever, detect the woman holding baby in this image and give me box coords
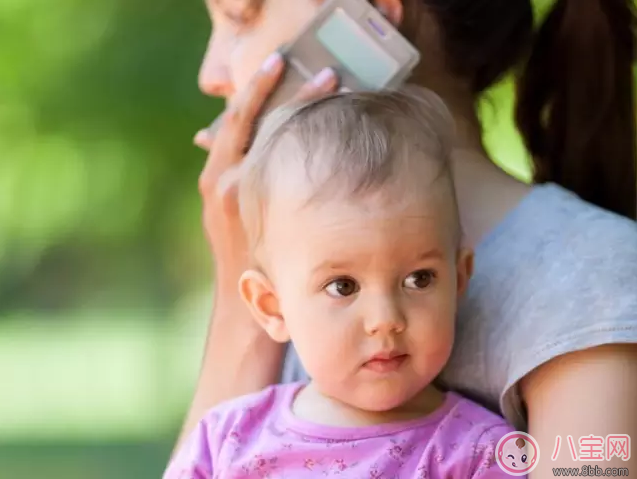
[170,0,637,477]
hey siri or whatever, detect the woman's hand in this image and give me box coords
[195,52,338,264]
[172,53,338,455]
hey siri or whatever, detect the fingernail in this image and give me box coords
[261,51,283,72]
[312,67,337,87]
[194,129,208,146]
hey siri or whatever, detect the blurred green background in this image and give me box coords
[0,0,547,477]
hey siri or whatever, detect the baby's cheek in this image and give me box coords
[288,313,354,377]
[410,314,454,354]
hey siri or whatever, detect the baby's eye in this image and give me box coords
[325,278,359,298]
[521,454,527,463]
[403,269,435,290]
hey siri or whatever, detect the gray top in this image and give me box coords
[281,183,637,429]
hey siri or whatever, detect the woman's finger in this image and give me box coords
[225,51,285,151]
[195,114,225,152]
[197,51,285,155]
[292,67,339,102]
[199,52,284,197]
[194,128,212,151]
[215,164,243,210]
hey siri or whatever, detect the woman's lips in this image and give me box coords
[363,354,408,373]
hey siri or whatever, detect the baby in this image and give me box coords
[165,88,519,478]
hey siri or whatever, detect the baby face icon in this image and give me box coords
[503,438,531,469]
[496,432,540,476]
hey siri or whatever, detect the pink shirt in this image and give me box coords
[165,383,517,478]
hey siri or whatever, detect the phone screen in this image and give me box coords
[316,8,399,89]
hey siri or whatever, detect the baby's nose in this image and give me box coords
[363,295,406,336]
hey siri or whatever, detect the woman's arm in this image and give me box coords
[174,261,286,452]
[522,344,637,477]
[172,54,338,452]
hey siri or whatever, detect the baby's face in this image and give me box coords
[260,185,471,411]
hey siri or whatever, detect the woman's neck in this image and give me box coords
[442,94,533,248]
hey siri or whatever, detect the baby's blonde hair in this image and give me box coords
[238,86,459,254]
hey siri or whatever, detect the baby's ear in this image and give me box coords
[455,247,474,297]
[239,269,290,343]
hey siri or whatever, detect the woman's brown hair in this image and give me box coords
[419,0,636,219]
[516,0,636,219]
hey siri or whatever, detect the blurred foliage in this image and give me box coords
[0,0,221,475]
[0,441,169,479]
[0,0,220,314]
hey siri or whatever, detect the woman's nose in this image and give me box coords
[363,294,407,336]
[198,34,235,98]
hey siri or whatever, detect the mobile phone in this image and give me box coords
[208,0,420,139]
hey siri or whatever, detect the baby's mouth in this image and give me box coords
[363,353,408,373]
